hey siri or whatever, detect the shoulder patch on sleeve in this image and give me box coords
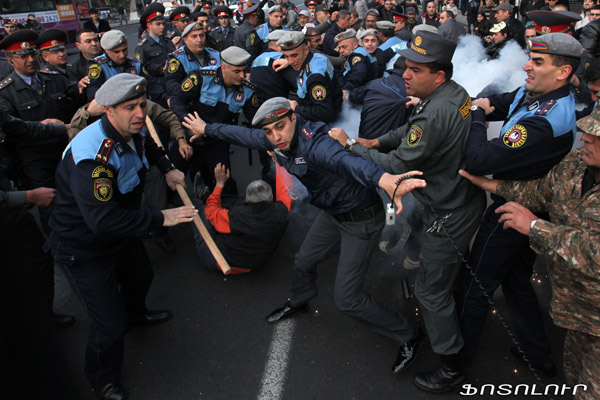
[0,76,14,89]
[241,79,256,91]
[502,125,527,148]
[135,52,142,61]
[95,138,115,164]
[250,32,256,45]
[94,177,113,202]
[88,64,102,79]
[459,96,472,120]
[91,165,114,178]
[351,56,362,65]
[534,99,559,116]
[181,73,199,91]
[167,57,181,73]
[311,84,326,101]
[406,125,422,146]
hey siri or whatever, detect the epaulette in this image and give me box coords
[126,56,138,63]
[137,36,147,46]
[304,63,311,75]
[241,79,256,91]
[534,100,559,116]
[0,77,13,90]
[95,55,108,64]
[171,47,185,57]
[257,23,265,29]
[197,69,218,77]
[95,138,115,164]
[301,128,313,139]
[39,67,59,75]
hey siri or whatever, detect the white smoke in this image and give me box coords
[332,101,362,139]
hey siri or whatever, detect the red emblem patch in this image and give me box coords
[234,92,244,102]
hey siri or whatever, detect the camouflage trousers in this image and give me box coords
[564,329,600,399]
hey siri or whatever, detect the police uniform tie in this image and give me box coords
[31,76,41,93]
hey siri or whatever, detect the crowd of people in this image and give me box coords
[1,0,599,399]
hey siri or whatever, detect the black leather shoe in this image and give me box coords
[129,310,172,327]
[93,382,127,400]
[265,301,309,323]
[50,313,76,328]
[509,345,557,378]
[153,234,176,255]
[413,364,466,393]
[392,328,424,374]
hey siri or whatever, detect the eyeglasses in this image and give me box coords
[590,12,600,16]
[12,51,38,60]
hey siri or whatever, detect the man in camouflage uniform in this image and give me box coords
[459,107,600,400]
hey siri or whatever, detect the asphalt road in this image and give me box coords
[48,23,573,400]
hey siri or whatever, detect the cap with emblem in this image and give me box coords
[576,107,600,136]
[358,29,378,40]
[304,0,321,7]
[140,2,165,29]
[36,29,67,51]
[315,4,329,13]
[399,30,456,64]
[214,5,233,18]
[170,5,191,21]
[492,3,513,12]
[252,97,292,126]
[391,11,408,21]
[267,29,287,42]
[0,30,39,55]
[376,20,396,32]
[201,0,212,7]
[95,73,147,107]
[412,24,438,35]
[100,30,127,50]
[242,3,260,15]
[334,29,356,43]
[489,21,508,33]
[269,5,283,14]
[526,10,581,34]
[299,10,310,17]
[181,21,204,38]
[221,46,251,66]
[527,32,583,58]
[278,31,306,50]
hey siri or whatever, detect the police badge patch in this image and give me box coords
[311,85,326,101]
[168,58,180,73]
[234,91,244,102]
[503,125,527,148]
[94,178,113,201]
[182,77,194,91]
[250,32,256,45]
[88,64,102,79]
[407,125,422,146]
[351,56,361,65]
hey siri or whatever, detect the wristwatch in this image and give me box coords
[471,105,482,112]
[530,219,538,231]
[345,138,356,150]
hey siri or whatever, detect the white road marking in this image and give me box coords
[257,319,295,400]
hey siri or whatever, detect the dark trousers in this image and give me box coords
[290,209,415,344]
[52,238,153,387]
[459,203,552,365]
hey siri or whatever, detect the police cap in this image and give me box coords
[181,21,204,38]
[304,0,321,7]
[358,29,378,40]
[37,29,67,51]
[242,3,260,15]
[399,30,455,64]
[576,107,600,137]
[527,32,583,58]
[100,30,128,50]
[214,5,233,18]
[315,4,329,13]
[278,31,306,50]
[268,5,284,14]
[221,46,251,66]
[412,23,438,35]
[252,97,292,126]
[334,29,356,43]
[267,29,287,42]
[95,73,147,107]
[140,2,165,29]
[170,6,191,21]
[0,29,38,55]
[391,11,408,21]
[526,10,581,34]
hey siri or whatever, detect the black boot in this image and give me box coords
[413,354,466,394]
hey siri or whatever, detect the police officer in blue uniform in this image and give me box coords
[276,31,342,123]
[164,21,220,99]
[44,74,196,400]
[358,28,385,78]
[170,46,258,194]
[256,5,290,50]
[459,33,583,381]
[377,20,408,63]
[335,29,378,96]
[182,97,427,372]
[210,6,236,52]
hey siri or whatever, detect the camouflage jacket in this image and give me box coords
[498,148,600,337]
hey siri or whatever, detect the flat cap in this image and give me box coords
[268,5,283,14]
[95,73,147,106]
[242,3,259,15]
[399,30,455,64]
[412,23,438,35]
[358,29,378,40]
[100,30,127,50]
[376,20,396,31]
[492,3,512,12]
[37,28,66,51]
[140,2,165,29]
[214,5,233,18]
[221,46,250,66]
[170,5,191,21]
[278,31,306,50]
[366,8,379,16]
[576,107,600,136]
[267,29,287,42]
[527,32,583,58]
[181,21,204,38]
[0,30,38,54]
[526,10,581,34]
[334,29,356,43]
[299,10,311,17]
[252,97,292,126]
[489,21,508,33]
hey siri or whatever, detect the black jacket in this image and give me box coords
[82,18,111,33]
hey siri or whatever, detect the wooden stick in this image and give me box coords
[145,116,231,275]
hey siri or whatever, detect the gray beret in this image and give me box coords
[221,46,251,66]
[182,21,204,38]
[268,5,283,14]
[528,32,583,58]
[100,30,127,50]
[376,21,395,31]
[299,10,310,17]
[412,24,438,35]
[334,29,356,43]
[358,29,379,40]
[277,31,306,50]
[267,29,287,42]
[95,73,147,106]
[252,97,292,126]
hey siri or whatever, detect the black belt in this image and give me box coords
[334,201,383,223]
